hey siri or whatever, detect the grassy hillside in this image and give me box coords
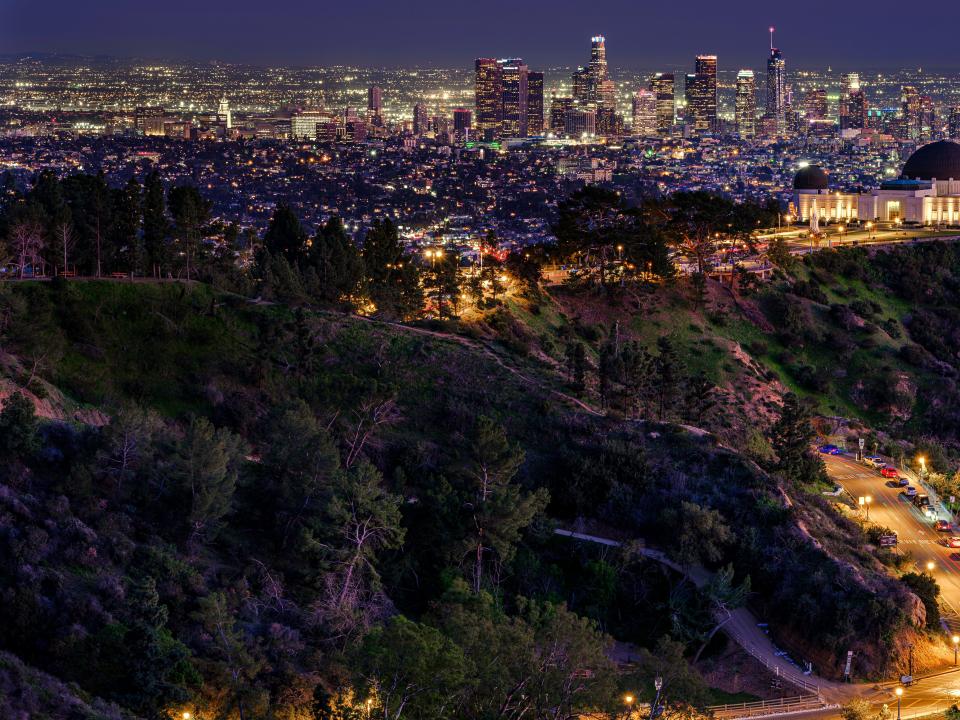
[0,276,943,719]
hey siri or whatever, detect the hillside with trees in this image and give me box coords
[1,172,958,718]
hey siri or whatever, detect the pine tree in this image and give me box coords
[770,392,826,483]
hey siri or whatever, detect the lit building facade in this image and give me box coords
[735,70,756,138]
[650,73,675,132]
[793,141,960,226]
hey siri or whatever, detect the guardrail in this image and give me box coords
[738,640,823,700]
[709,695,826,719]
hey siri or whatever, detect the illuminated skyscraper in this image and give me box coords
[499,59,529,138]
[765,28,786,133]
[901,85,922,140]
[735,70,756,138]
[550,96,575,135]
[571,35,614,109]
[650,73,675,132]
[216,96,232,129]
[367,86,382,117]
[632,89,657,136]
[801,89,827,121]
[413,102,429,135]
[840,75,867,131]
[475,58,502,140]
[686,55,717,133]
[527,71,544,136]
[475,57,541,139]
[950,107,960,140]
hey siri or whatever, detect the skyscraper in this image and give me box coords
[499,59,529,138]
[840,75,867,132]
[550,96,575,135]
[735,70,756,138]
[453,108,472,133]
[475,58,502,140]
[950,107,960,140]
[687,55,717,133]
[650,73,675,133]
[367,86,382,118]
[475,57,542,139]
[571,35,614,108]
[632,89,657,137]
[901,86,922,141]
[527,71,544,136]
[766,28,786,133]
[413,102,429,135]
[216,96,232,129]
[801,89,827,121]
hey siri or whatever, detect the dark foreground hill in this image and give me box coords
[0,279,937,719]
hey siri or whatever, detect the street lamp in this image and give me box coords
[953,635,959,666]
[895,686,903,720]
[182,714,191,720]
[918,456,927,478]
[624,693,635,718]
[927,560,936,573]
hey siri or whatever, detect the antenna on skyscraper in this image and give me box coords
[769,26,775,51]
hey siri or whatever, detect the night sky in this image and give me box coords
[3,0,960,70]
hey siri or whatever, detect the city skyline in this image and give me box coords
[4,0,960,69]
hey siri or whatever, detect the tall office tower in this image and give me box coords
[499,59,529,137]
[687,55,717,133]
[475,58,503,140]
[919,95,936,141]
[838,73,866,130]
[765,28,786,133]
[632,89,657,136]
[571,35,614,108]
[367,86,383,118]
[216,96,232,128]
[135,107,166,136]
[901,85,922,140]
[590,35,616,107]
[550,96,575,135]
[453,108,472,133]
[572,67,592,104]
[527,71,544,135]
[413,102,429,135]
[801,89,828,121]
[950,107,960,139]
[735,70,756,137]
[650,73,675,132]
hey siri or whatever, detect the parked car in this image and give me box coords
[945,536,960,549]
[935,520,953,532]
[863,456,884,468]
[903,486,917,498]
[818,444,843,455]
[880,465,900,479]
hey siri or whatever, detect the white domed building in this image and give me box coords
[792,140,960,226]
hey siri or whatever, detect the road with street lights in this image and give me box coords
[823,454,960,624]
